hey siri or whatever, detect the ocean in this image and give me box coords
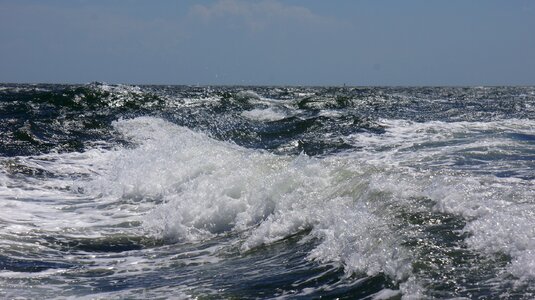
[0,83,534,299]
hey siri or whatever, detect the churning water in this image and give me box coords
[1,83,534,299]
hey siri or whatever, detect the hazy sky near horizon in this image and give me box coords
[1,0,534,86]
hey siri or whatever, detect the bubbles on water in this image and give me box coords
[241,107,289,121]
[78,117,413,283]
[75,116,535,295]
[2,83,535,298]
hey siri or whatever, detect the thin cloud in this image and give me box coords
[189,0,338,31]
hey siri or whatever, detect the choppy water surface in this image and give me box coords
[1,83,534,299]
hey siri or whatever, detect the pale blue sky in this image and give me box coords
[1,0,534,85]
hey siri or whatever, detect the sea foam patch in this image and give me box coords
[241,107,289,121]
[348,118,535,281]
[3,114,529,296]
[95,117,414,282]
[95,116,535,285]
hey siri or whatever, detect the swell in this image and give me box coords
[2,84,535,298]
[2,83,534,157]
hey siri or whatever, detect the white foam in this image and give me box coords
[235,90,262,101]
[2,115,535,295]
[241,107,289,121]
[242,107,287,121]
[346,118,535,282]
[78,117,413,281]
[87,116,535,284]
[0,147,148,238]
[372,288,402,300]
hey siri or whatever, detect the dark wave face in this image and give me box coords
[2,84,533,157]
[1,83,535,299]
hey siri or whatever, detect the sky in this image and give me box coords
[1,0,534,86]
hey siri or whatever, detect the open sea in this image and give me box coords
[0,83,534,299]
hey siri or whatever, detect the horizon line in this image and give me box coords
[1,81,534,88]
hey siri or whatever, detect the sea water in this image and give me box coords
[0,83,534,299]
